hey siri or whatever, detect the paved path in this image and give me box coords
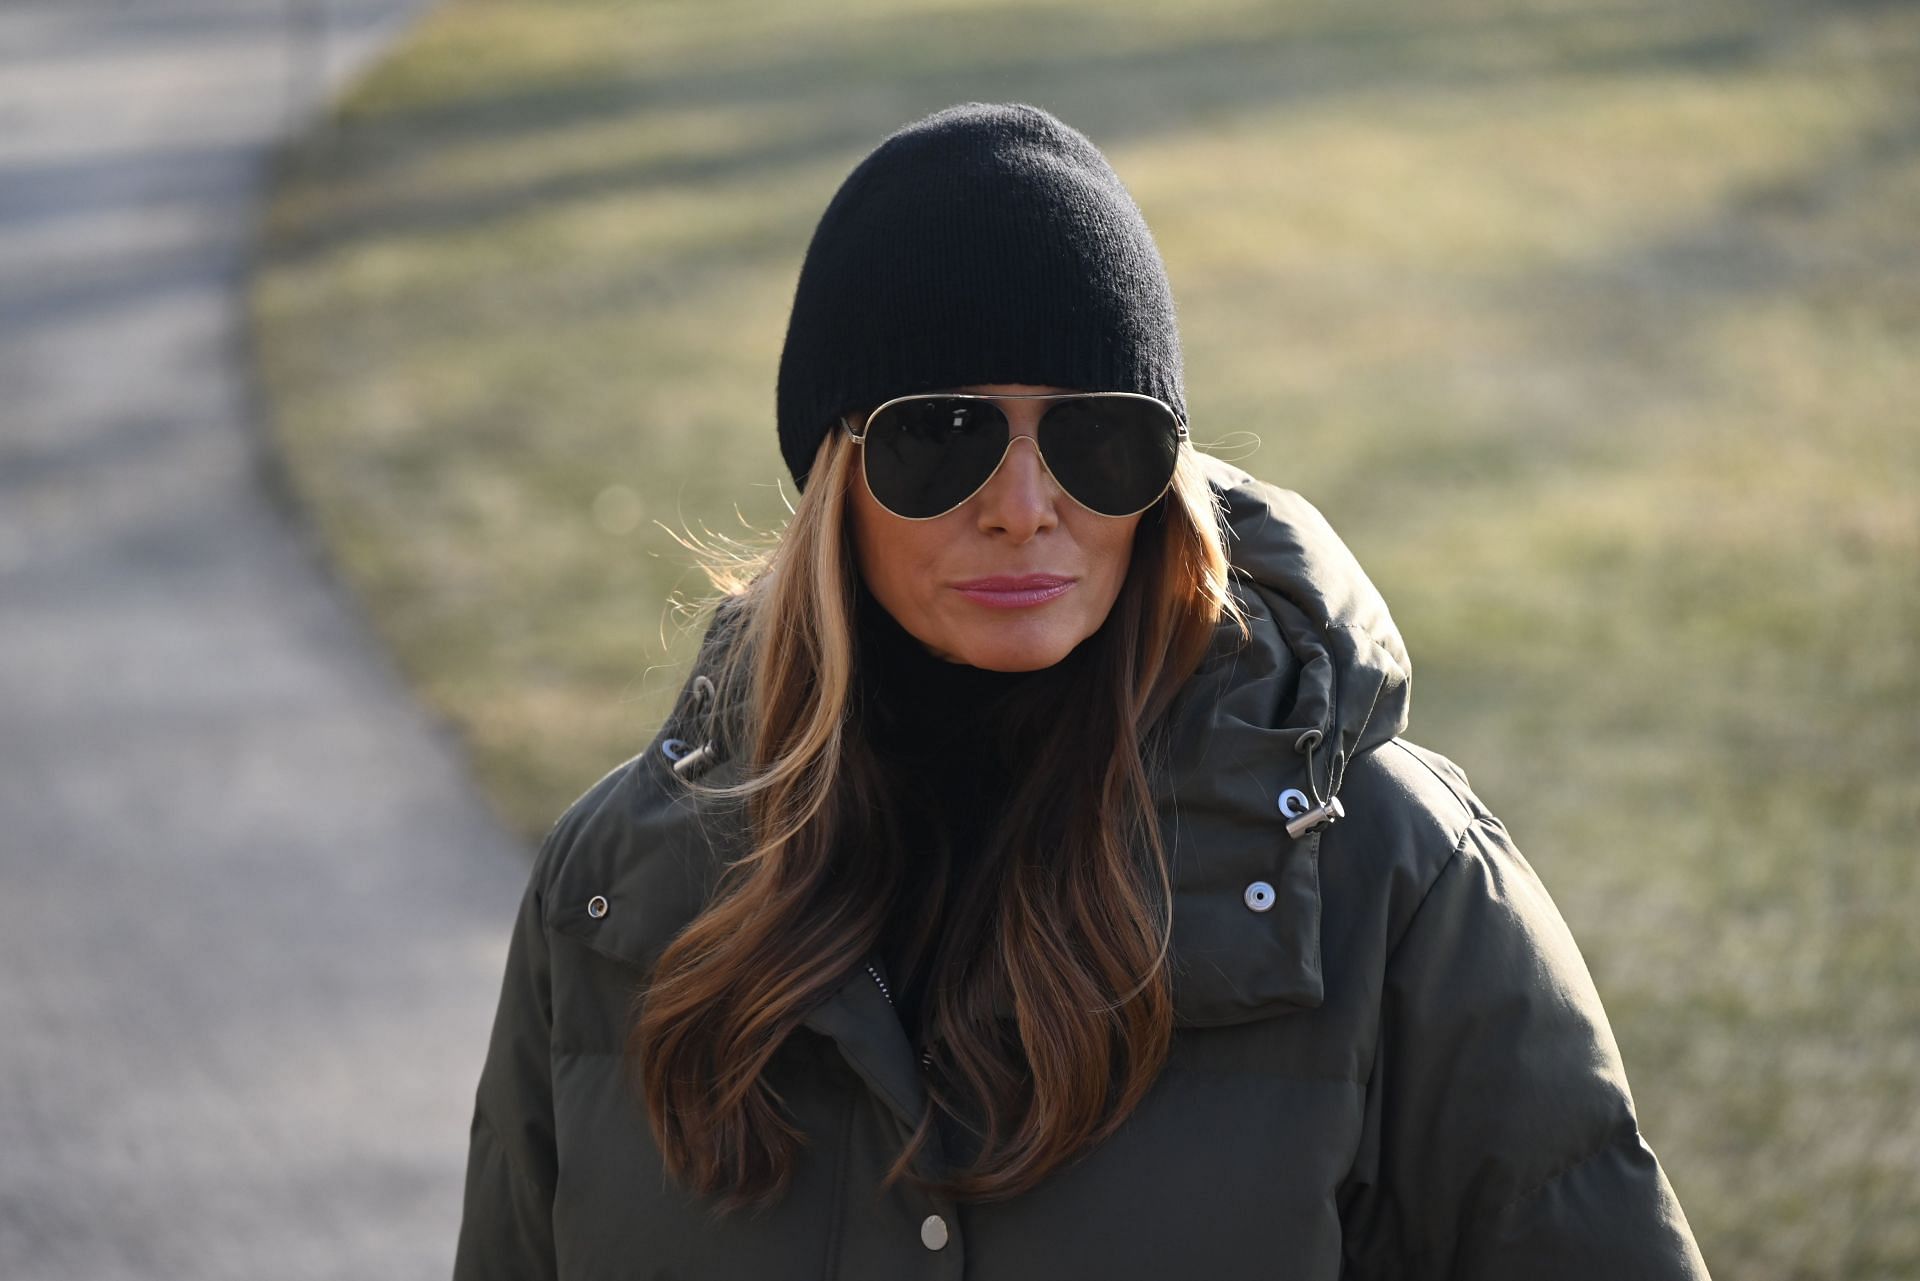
[0,4,538,1277]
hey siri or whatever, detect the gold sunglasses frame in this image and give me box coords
[840,391,1190,522]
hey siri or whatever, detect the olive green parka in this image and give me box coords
[452,455,1711,1280]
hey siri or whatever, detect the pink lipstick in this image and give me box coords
[951,574,1076,609]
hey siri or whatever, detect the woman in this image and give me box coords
[454,102,1711,1280]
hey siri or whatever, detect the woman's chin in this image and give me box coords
[941,625,1083,673]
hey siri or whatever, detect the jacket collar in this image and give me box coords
[543,455,1410,1130]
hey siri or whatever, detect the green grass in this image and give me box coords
[250,1,1919,1274]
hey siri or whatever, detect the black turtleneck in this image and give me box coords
[852,579,1042,1039]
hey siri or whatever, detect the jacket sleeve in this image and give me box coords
[452,832,563,1281]
[1347,811,1712,1280]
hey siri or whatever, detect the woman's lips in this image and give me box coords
[951,574,1076,609]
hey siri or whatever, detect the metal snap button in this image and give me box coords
[586,895,609,919]
[1277,787,1311,819]
[920,1213,949,1251]
[1244,881,1276,912]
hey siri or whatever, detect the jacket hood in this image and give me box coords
[543,452,1410,1125]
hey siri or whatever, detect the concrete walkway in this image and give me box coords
[0,4,538,1277]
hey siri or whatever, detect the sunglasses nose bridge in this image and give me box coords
[976,431,1065,508]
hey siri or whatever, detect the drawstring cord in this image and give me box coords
[1287,728,1346,840]
[664,673,723,780]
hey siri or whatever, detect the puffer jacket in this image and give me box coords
[452,454,1712,1280]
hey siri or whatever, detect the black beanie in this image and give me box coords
[775,101,1186,489]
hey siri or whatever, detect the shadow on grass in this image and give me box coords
[264,0,1875,267]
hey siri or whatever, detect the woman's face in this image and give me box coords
[847,383,1145,671]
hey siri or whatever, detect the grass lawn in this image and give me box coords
[250,1,1918,1274]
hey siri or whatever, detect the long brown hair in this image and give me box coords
[630,427,1245,1212]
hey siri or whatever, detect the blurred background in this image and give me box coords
[5,0,1916,1277]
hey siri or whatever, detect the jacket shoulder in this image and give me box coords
[1334,742,1711,1277]
[534,750,653,879]
[1330,736,1501,923]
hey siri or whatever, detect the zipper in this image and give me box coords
[864,959,935,1071]
[863,958,894,1006]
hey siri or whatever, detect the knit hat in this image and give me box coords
[775,101,1186,489]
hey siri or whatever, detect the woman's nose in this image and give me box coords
[973,433,1060,539]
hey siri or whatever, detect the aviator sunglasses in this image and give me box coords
[843,391,1189,521]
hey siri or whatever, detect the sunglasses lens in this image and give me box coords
[1037,397,1183,516]
[862,398,1011,519]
